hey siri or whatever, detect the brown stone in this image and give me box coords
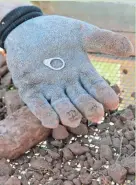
[4,90,25,115]
[67,123,88,135]
[100,145,112,161]
[63,148,74,160]
[0,106,51,159]
[121,157,135,174]
[0,158,13,176]
[120,108,134,121]
[80,173,92,185]
[30,157,49,170]
[1,72,12,87]
[67,142,89,156]
[108,163,127,184]
[52,124,69,140]
[5,176,21,185]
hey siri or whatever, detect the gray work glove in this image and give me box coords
[5,14,133,128]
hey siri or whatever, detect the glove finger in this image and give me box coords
[21,91,59,129]
[80,21,134,57]
[51,91,82,128]
[80,69,119,111]
[66,83,104,123]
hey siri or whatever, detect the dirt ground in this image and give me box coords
[0,57,135,185]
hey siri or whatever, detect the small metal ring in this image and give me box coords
[43,57,65,71]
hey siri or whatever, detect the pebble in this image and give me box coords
[63,148,74,160]
[67,142,89,155]
[100,145,113,161]
[92,160,102,170]
[0,107,51,159]
[52,125,69,140]
[121,157,135,174]
[108,163,127,184]
[73,178,81,185]
[0,158,13,176]
[67,123,88,135]
[4,90,24,115]
[80,173,92,185]
[5,176,21,185]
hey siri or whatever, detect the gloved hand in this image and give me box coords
[4,6,134,128]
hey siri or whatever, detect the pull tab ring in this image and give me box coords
[43,57,65,71]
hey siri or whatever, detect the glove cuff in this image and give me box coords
[0,6,43,49]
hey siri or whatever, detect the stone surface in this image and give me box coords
[0,158,13,176]
[5,176,21,185]
[67,123,88,135]
[80,173,92,185]
[1,72,12,87]
[100,145,113,161]
[120,109,134,121]
[52,124,69,140]
[121,157,135,174]
[67,142,89,155]
[108,163,127,184]
[4,90,25,115]
[30,158,49,170]
[0,106,51,159]
[63,148,74,160]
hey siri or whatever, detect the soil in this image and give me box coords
[0,59,135,185]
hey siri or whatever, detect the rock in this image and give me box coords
[80,173,92,185]
[91,181,99,185]
[110,117,124,129]
[52,125,69,140]
[131,92,135,98]
[100,135,112,146]
[30,158,49,170]
[47,150,60,160]
[122,137,129,145]
[126,174,135,181]
[130,141,135,147]
[51,140,63,148]
[73,179,81,185]
[4,90,25,115]
[0,89,6,100]
[67,123,88,135]
[68,173,77,181]
[126,144,134,155]
[0,158,13,176]
[33,171,43,181]
[1,72,12,87]
[86,153,94,167]
[100,145,112,161]
[5,176,21,185]
[64,181,74,185]
[120,109,134,121]
[0,176,9,185]
[111,84,121,95]
[112,137,121,149]
[48,180,63,185]
[92,160,102,170]
[124,131,135,140]
[67,142,89,155]
[0,65,8,79]
[63,148,74,160]
[108,163,127,184]
[97,123,109,131]
[121,157,135,174]
[0,106,51,159]
[127,105,135,116]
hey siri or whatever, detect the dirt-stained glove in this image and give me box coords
[1,6,134,128]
